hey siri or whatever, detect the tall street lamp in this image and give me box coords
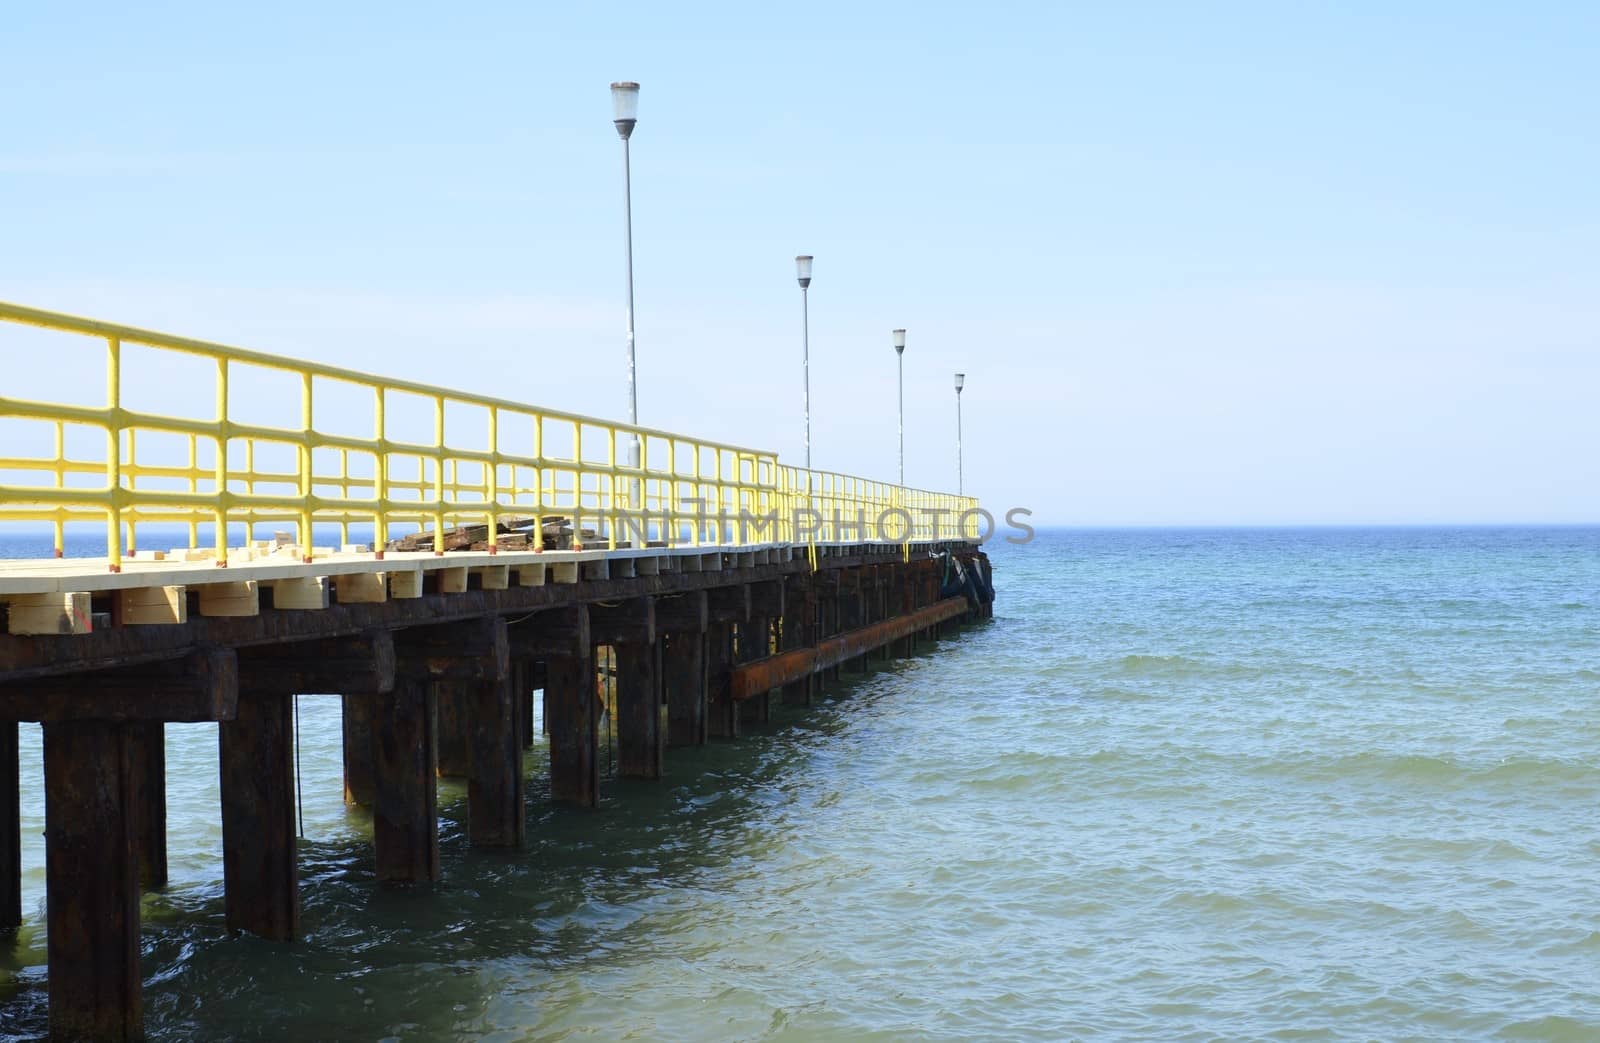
[611,80,641,472]
[954,372,965,496]
[893,329,906,488]
[796,255,813,471]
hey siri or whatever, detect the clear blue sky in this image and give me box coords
[3,2,1596,524]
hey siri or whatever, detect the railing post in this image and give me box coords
[104,336,123,572]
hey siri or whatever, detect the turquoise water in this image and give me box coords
[2,527,1598,1040]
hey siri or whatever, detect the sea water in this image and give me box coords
[1,527,1597,1040]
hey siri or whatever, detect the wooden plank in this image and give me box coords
[437,567,468,594]
[219,691,299,940]
[0,648,238,722]
[239,631,396,696]
[466,676,524,847]
[731,596,970,699]
[116,586,186,626]
[477,565,510,591]
[370,677,440,882]
[6,592,91,635]
[198,581,259,618]
[42,720,142,1041]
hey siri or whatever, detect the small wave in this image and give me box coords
[1495,1014,1600,1040]
[1112,653,1253,679]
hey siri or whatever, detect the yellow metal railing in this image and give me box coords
[0,301,980,570]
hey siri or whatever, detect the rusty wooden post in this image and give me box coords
[341,693,376,806]
[739,616,772,726]
[658,591,708,748]
[545,651,597,805]
[706,586,749,739]
[219,690,300,939]
[591,599,661,780]
[612,642,663,778]
[128,722,166,891]
[510,660,531,752]
[663,631,707,746]
[466,674,524,847]
[891,563,913,658]
[42,720,142,1041]
[370,676,439,882]
[1,720,18,930]
[435,681,471,778]
[705,622,738,738]
[781,578,813,707]
[508,606,595,806]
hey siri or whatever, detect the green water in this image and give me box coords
[2,528,1598,1040]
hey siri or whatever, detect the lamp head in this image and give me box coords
[610,81,640,139]
[954,372,965,393]
[892,328,906,354]
[795,254,813,289]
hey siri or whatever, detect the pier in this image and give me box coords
[0,301,994,1040]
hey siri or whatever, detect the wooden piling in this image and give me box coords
[659,591,708,747]
[613,642,664,778]
[1,720,19,929]
[466,676,524,847]
[369,677,440,882]
[510,605,596,807]
[545,652,598,806]
[705,621,738,738]
[781,578,814,707]
[435,682,471,778]
[663,631,708,746]
[219,691,300,939]
[341,693,376,806]
[42,720,142,1042]
[128,722,166,891]
[738,617,772,726]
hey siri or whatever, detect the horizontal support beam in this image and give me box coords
[395,617,508,682]
[749,580,785,618]
[507,604,590,660]
[654,591,707,635]
[238,630,396,695]
[589,597,655,647]
[729,597,968,701]
[707,584,750,624]
[0,648,238,722]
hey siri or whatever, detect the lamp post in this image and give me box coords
[954,372,965,496]
[796,255,813,471]
[611,80,641,473]
[892,329,906,488]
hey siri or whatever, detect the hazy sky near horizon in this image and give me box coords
[2,2,1596,525]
